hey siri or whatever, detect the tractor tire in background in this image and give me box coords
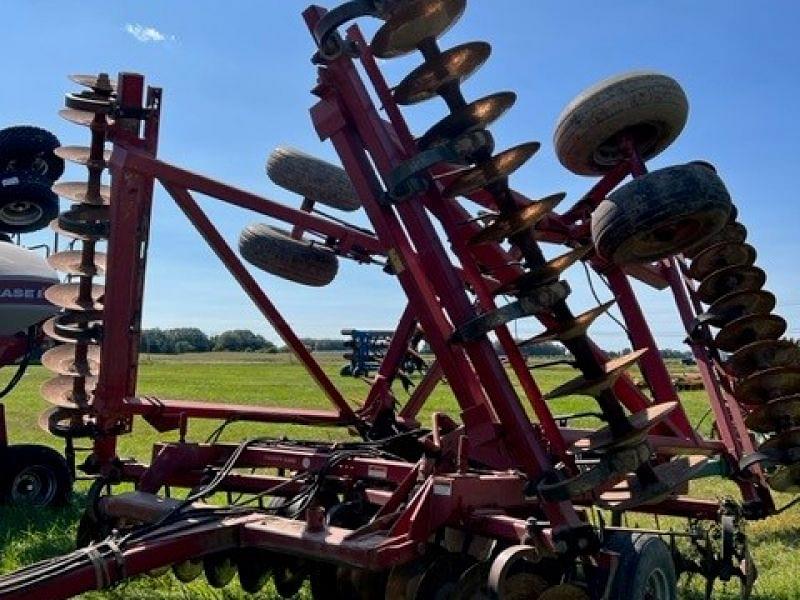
[239,223,339,286]
[0,125,65,181]
[266,146,361,211]
[0,444,72,507]
[554,71,689,176]
[604,533,677,600]
[591,162,732,264]
[0,171,61,234]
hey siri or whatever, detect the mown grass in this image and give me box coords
[0,353,798,599]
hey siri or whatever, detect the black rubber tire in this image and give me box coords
[267,146,360,211]
[554,71,689,176]
[0,126,64,181]
[0,170,60,234]
[591,163,732,264]
[0,444,72,507]
[605,533,677,600]
[239,223,339,287]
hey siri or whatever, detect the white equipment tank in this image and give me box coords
[0,241,58,335]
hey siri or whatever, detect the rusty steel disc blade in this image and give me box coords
[418,92,516,150]
[537,584,590,600]
[688,242,756,281]
[545,348,649,401]
[745,395,800,433]
[714,314,787,352]
[496,572,550,600]
[54,145,111,168]
[58,108,107,128]
[521,300,616,346]
[603,455,709,512]
[766,464,800,493]
[572,401,677,453]
[696,265,766,305]
[685,222,748,259]
[65,91,113,114]
[51,205,110,241]
[735,366,800,406]
[44,283,104,311]
[41,344,101,377]
[470,192,563,245]
[394,41,491,105]
[727,339,800,379]
[443,142,541,197]
[52,181,111,206]
[69,73,116,94]
[42,313,103,345]
[38,406,70,434]
[371,0,467,58]
[50,217,100,242]
[449,562,492,599]
[47,250,106,277]
[414,553,476,600]
[41,375,97,409]
[707,290,776,327]
[38,406,95,439]
[497,246,591,294]
[386,559,430,599]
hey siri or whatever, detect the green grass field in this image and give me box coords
[0,353,798,599]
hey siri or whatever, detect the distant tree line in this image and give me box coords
[607,347,694,360]
[139,328,277,354]
[138,327,705,359]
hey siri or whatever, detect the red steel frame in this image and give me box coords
[84,17,773,518]
[11,6,779,597]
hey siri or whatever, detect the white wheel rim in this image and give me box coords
[0,200,43,226]
[11,465,57,506]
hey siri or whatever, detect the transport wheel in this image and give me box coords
[554,71,689,176]
[0,171,60,234]
[591,162,732,264]
[604,533,677,600]
[414,553,476,599]
[0,444,71,507]
[267,146,361,211]
[0,125,64,181]
[239,223,339,286]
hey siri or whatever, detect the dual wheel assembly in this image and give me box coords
[0,125,64,234]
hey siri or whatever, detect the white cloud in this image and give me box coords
[125,23,174,43]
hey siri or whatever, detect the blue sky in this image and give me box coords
[4,1,799,350]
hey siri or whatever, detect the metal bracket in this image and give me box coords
[387,130,494,201]
[687,311,725,342]
[452,280,569,343]
[111,105,156,121]
[538,441,651,502]
[312,0,386,60]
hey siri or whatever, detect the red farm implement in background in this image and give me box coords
[1,1,798,598]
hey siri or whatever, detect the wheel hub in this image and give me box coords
[0,199,43,226]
